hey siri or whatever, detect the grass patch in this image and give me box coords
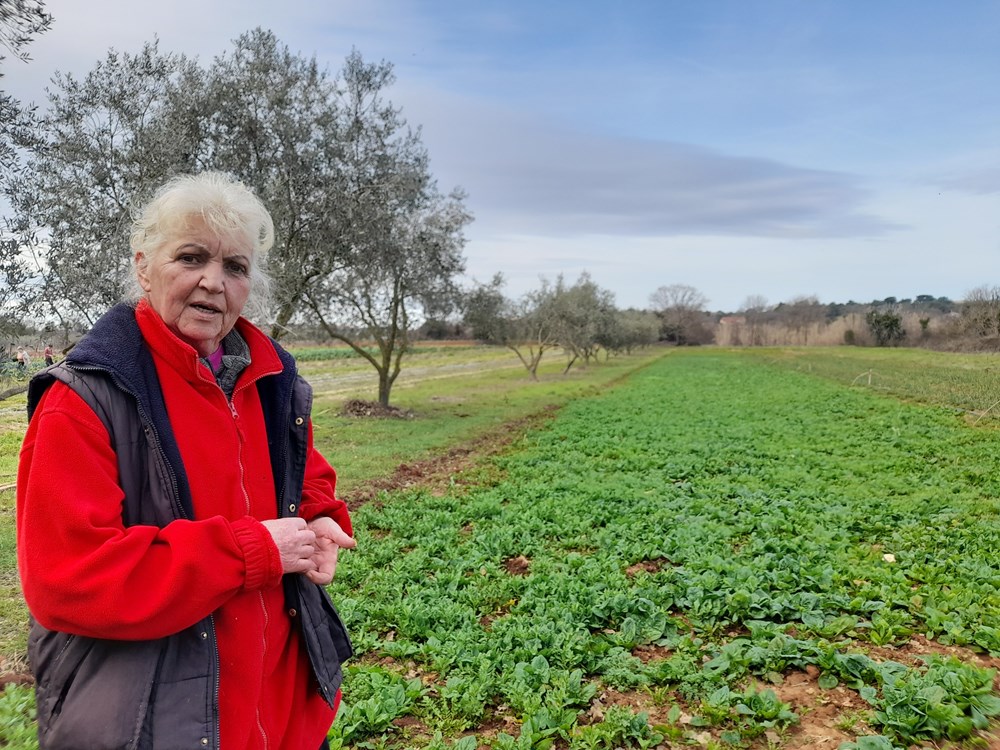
[314,350,665,495]
[736,345,1000,422]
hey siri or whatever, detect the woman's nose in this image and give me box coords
[199,261,225,292]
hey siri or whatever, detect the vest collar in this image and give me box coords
[134,299,282,387]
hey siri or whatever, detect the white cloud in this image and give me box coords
[398,85,897,242]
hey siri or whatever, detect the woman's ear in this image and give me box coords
[135,252,152,292]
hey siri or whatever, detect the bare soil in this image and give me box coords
[346,405,558,506]
[340,398,415,419]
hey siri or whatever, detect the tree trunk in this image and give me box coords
[270,299,297,340]
[377,369,392,406]
[0,384,29,401]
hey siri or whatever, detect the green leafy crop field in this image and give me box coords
[329,349,1000,749]
[6,346,1000,749]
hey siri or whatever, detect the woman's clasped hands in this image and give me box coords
[261,516,356,585]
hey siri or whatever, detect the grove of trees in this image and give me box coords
[463,273,658,379]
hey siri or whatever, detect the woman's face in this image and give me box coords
[136,221,253,357]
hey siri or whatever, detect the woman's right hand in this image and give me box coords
[261,518,318,574]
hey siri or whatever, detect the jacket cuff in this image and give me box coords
[232,516,284,590]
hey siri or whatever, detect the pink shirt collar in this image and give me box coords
[206,346,224,373]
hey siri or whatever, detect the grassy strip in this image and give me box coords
[737,345,1000,422]
[308,348,666,496]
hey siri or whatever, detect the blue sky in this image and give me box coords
[5,0,1000,311]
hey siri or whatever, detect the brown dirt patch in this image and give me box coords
[767,669,871,749]
[586,687,674,725]
[341,398,414,419]
[625,559,669,577]
[0,652,32,690]
[476,707,522,744]
[590,677,867,749]
[502,555,531,576]
[348,406,558,507]
[0,672,33,688]
[390,715,425,730]
[632,643,673,663]
[892,633,1000,669]
[861,635,1000,698]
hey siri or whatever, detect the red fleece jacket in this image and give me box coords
[17,300,351,749]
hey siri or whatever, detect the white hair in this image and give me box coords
[126,172,275,320]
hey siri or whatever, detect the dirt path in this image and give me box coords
[310,358,524,397]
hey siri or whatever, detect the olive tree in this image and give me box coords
[466,272,621,378]
[16,31,352,330]
[294,50,471,406]
[549,272,617,373]
[14,40,203,326]
[0,0,53,329]
[305,186,471,406]
[196,29,350,336]
[599,309,659,355]
[0,0,53,173]
[0,0,51,65]
[11,30,471,405]
[464,274,560,381]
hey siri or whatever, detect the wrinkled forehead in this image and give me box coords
[160,214,256,259]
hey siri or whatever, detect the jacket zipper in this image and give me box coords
[226,386,270,750]
[231,371,292,517]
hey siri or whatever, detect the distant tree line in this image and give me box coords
[712,293,960,348]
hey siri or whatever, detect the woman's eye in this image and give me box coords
[226,262,249,276]
[178,254,201,265]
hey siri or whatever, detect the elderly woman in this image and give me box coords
[17,172,355,750]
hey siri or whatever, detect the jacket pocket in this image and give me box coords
[30,625,161,750]
[29,627,92,730]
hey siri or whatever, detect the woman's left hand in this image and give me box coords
[303,516,357,585]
